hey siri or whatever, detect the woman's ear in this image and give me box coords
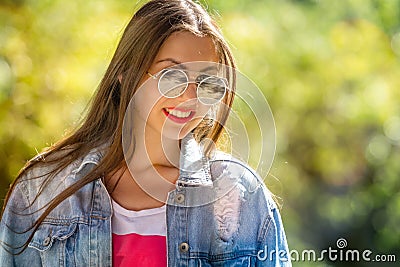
[118,74,123,84]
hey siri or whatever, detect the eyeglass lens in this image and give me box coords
[158,69,226,105]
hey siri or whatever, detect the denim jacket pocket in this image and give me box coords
[195,252,256,267]
[28,221,77,252]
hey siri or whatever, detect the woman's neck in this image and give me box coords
[131,125,180,171]
[107,124,181,211]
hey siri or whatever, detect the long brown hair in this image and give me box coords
[1,0,236,253]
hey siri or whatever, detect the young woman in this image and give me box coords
[0,0,291,266]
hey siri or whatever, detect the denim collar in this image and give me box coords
[72,144,108,174]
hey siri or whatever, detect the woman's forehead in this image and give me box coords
[154,31,219,65]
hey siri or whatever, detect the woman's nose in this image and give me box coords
[179,82,197,101]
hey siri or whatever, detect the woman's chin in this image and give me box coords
[160,122,199,141]
[160,128,192,141]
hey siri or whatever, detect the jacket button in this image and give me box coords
[43,237,51,246]
[179,242,189,252]
[175,193,185,204]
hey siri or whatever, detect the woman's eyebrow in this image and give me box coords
[155,59,218,72]
[200,66,218,72]
[156,58,183,65]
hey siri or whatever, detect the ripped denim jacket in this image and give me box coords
[0,134,291,266]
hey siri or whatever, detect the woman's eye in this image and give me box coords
[159,69,171,76]
[195,74,210,83]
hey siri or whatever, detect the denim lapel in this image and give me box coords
[177,133,212,187]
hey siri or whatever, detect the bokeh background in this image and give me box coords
[1,0,399,266]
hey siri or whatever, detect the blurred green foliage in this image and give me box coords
[1,0,399,266]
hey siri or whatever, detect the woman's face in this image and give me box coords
[133,31,220,140]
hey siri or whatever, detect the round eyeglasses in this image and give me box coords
[147,68,228,105]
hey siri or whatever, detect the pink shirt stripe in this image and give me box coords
[111,199,167,267]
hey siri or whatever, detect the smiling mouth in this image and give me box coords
[163,107,195,123]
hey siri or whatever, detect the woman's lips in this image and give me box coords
[163,107,195,124]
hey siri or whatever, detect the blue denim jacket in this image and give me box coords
[0,134,291,266]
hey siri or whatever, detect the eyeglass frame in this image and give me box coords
[146,68,228,105]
